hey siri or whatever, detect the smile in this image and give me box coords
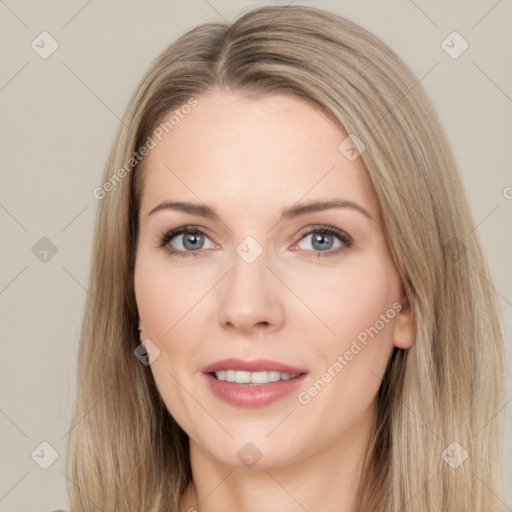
[211,370,302,385]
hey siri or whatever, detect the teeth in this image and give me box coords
[213,370,301,384]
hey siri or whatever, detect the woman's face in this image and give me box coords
[134,90,414,468]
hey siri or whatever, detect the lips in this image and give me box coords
[202,358,309,408]
[202,358,307,375]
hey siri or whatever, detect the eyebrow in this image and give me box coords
[147,198,374,222]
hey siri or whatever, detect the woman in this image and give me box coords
[67,5,505,511]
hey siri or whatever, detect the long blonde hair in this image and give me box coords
[66,5,505,511]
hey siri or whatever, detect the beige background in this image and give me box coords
[1,0,511,510]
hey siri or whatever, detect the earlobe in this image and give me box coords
[393,295,415,350]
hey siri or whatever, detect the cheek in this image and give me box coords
[296,258,401,417]
[134,264,172,339]
[290,255,401,350]
[134,254,213,386]
[134,252,209,340]
[134,257,203,429]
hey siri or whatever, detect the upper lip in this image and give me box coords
[203,358,307,374]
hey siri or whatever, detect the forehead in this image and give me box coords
[138,90,378,221]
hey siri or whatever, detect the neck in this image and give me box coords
[179,401,377,512]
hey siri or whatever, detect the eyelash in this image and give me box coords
[157,225,353,259]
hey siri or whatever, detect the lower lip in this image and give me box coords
[203,373,308,408]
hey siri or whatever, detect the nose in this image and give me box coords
[217,248,285,336]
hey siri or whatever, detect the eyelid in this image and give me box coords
[291,224,353,257]
[158,223,353,258]
[157,225,214,251]
[296,224,353,243]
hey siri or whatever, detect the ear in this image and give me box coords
[392,291,415,349]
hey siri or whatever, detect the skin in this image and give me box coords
[134,89,415,512]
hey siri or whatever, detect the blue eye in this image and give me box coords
[158,225,353,259]
[159,227,214,258]
[295,226,353,258]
